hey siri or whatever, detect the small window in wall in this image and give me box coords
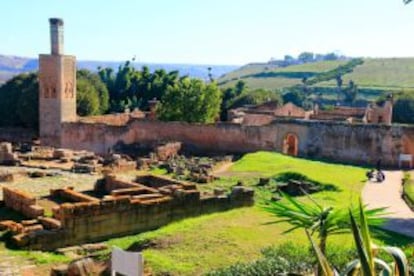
[378,116,383,123]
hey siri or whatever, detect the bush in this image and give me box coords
[206,242,356,275]
[403,172,414,210]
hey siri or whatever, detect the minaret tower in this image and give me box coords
[39,18,77,146]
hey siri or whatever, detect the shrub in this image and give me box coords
[206,242,357,275]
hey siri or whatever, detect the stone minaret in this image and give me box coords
[39,18,76,147]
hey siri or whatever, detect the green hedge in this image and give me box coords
[403,173,414,210]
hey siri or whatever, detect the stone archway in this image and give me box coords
[283,133,299,156]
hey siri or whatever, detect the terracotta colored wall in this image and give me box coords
[274,103,306,118]
[61,120,278,155]
[61,118,414,167]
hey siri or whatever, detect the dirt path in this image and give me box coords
[362,170,414,238]
[212,162,234,177]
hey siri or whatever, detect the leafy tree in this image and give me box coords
[76,69,109,116]
[0,70,109,130]
[228,88,283,110]
[392,92,414,124]
[335,74,343,103]
[343,80,358,105]
[98,62,179,112]
[323,52,339,61]
[282,89,306,107]
[157,77,222,123]
[298,52,314,63]
[16,74,39,129]
[0,73,38,129]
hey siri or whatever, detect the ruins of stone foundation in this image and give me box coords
[0,17,414,252]
[0,174,253,250]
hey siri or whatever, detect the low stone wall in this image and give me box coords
[135,174,195,189]
[50,188,99,203]
[3,179,254,250]
[102,174,157,194]
[3,187,44,218]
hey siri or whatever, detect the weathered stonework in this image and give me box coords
[38,18,76,147]
[1,175,254,250]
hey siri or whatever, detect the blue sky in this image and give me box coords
[1,0,413,65]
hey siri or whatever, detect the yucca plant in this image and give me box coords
[308,199,409,276]
[262,192,387,255]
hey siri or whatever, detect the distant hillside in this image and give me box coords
[0,55,239,84]
[218,58,414,91]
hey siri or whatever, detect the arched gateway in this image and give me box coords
[283,133,299,156]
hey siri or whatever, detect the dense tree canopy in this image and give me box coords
[98,62,179,112]
[0,73,39,129]
[228,88,283,109]
[392,92,414,124]
[0,69,109,129]
[76,69,109,116]
[157,77,222,123]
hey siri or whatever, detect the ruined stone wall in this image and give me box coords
[61,120,277,155]
[61,118,414,167]
[3,187,44,219]
[20,187,253,250]
[276,120,413,167]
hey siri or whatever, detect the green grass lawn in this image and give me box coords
[404,172,414,208]
[105,152,414,275]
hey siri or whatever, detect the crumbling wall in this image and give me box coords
[3,187,44,218]
[50,188,99,203]
[7,183,253,250]
[61,118,414,167]
[275,120,407,167]
[61,119,277,155]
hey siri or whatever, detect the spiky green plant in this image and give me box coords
[262,192,387,255]
[308,199,409,276]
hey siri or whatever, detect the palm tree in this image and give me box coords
[308,199,409,276]
[262,192,387,255]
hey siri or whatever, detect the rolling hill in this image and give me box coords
[218,58,414,92]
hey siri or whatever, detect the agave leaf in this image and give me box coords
[358,198,375,269]
[374,258,393,276]
[341,259,360,276]
[305,229,336,276]
[382,246,409,276]
[349,209,374,276]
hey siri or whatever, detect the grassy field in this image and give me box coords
[104,152,414,275]
[219,60,346,90]
[404,172,414,208]
[219,58,414,93]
